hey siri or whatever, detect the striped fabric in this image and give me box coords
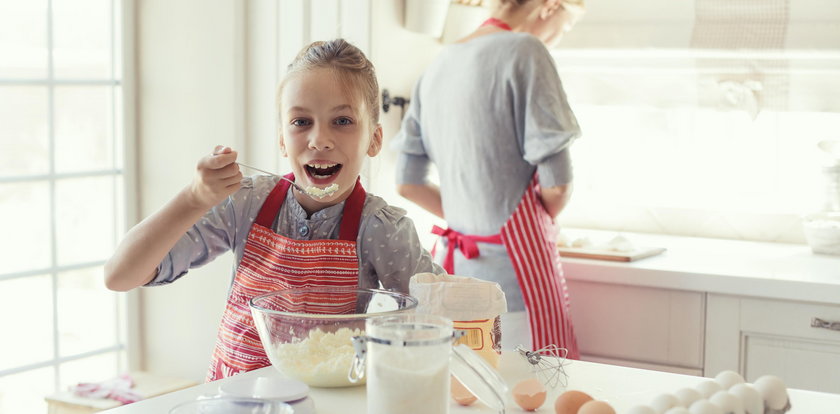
[238,227,359,289]
[260,280,359,315]
[206,176,363,382]
[500,176,579,358]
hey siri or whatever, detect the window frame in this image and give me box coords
[0,0,139,397]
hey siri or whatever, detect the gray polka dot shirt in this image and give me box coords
[148,175,443,293]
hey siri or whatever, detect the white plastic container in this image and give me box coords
[218,377,315,414]
[168,397,292,414]
[802,212,840,255]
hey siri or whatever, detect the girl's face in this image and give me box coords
[279,67,382,213]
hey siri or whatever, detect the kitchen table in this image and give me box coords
[101,353,839,413]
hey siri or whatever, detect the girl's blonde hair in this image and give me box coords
[278,39,380,125]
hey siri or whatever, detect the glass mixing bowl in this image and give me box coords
[249,287,418,387]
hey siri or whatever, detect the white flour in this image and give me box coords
[271,327,362,387]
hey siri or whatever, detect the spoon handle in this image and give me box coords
[236,162,306,193]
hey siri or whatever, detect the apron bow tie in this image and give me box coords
[431,225,501,273]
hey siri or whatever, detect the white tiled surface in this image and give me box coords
[559,228,840,305]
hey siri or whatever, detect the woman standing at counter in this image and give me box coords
[392,0,585,356]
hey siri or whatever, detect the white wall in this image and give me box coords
[368,0,445,249]
[135,0,244,381]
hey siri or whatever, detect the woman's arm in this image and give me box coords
[397,183,445,219]
[539,182,573,218]
[103,146,242,291]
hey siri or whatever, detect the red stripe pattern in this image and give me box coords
[500,176,579,358]
[206,177,363,382]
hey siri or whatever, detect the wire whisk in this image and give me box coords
[514,344,570,389]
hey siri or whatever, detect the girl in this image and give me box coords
[105,39,443,381]
[392,0,585,357]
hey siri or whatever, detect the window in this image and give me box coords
[0,0,128,412]
[554,49,840,243]
[549,0,840,243]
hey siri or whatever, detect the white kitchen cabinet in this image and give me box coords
[567,280,705,375]
[705,294,840,394]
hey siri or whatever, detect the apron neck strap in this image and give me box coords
[254,173,294,227]
[254,173,366,242]
[338,178,366,241]
[480,17,512,31]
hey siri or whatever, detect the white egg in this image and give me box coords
[675,388,702,407]
[651,393,680,413]
[626,405,657,414]
[695,380,723,399]
[689,399,724,414]
[709,391,744,414]
[730,383,764,414]
[753,375,788,410]
[714,370,745,390]
[664,408,690,414]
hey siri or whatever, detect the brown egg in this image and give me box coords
[451,376,477,406]
[513,377,547,411]
[554,390,594,414]
[577,400,616,414]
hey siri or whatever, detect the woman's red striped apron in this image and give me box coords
[206,173,366,381]
[432,175,578,358]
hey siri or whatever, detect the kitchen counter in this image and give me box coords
[558,229,840,305]
[102,353,839,413]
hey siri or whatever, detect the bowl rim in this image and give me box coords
[248,286,419,319]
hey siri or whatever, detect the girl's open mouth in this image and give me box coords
[304,162,342,184]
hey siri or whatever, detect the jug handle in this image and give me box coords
[348,335,368,383]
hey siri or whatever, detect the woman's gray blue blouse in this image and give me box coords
[392,32,581,311]
[148,175,443,293]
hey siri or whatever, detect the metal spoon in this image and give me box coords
[236,162,339,199]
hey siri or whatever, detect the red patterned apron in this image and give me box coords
[432,175,579,358]
[206,174,366,381]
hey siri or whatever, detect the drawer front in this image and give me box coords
[582,355,704,377]
[568,280,705,369]
[743,333,840,394]
[740,297,840,341]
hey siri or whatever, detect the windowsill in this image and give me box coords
[559,228,840,305]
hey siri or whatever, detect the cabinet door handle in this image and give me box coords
[811,317,840,331]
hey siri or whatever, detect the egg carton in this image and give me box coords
[765,398,791,414]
